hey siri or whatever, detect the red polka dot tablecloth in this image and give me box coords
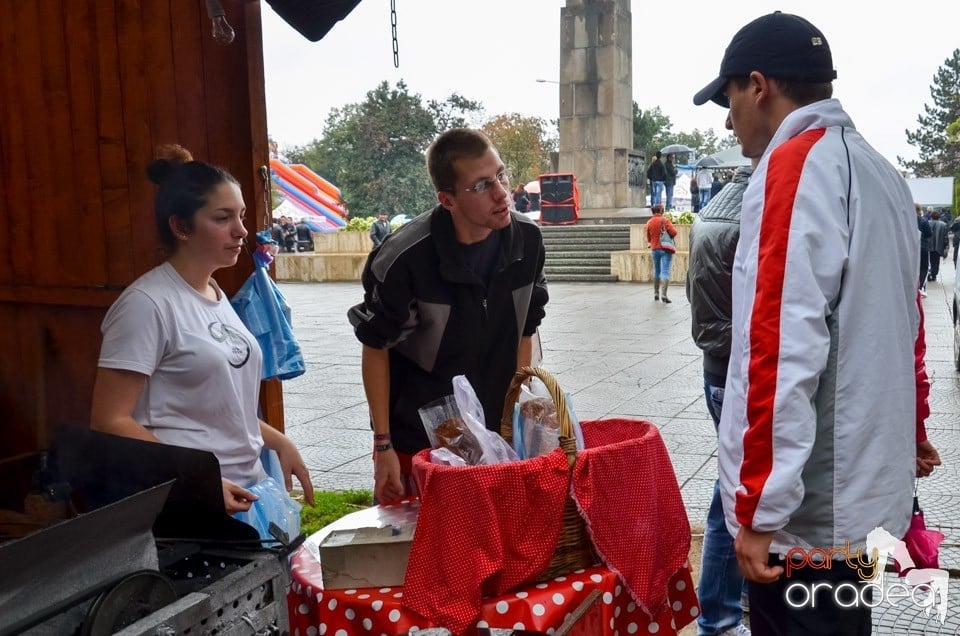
[288,551,699,635]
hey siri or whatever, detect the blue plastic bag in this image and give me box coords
[234,449,302,541]
[230,231,306,380]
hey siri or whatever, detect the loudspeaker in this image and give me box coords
[539,174,575,205]
[540,204,577,225]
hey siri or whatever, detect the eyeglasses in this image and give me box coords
[457,169,511,195]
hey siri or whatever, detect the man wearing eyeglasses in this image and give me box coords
[348,128,549,503]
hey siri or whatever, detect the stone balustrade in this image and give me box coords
[274,232,372,282]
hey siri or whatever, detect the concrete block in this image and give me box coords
[561,48,587,83]
[573,150,597,183]
[629,223,692,251]
[274,252,367,282]
[559,84,575,119]
[596,46,616,81]
[596,149,616,183]
[596,81,614,115]
[610,250,689,283]
[572,14,588,49]
[575,82,598,117]
[312,231,372,253]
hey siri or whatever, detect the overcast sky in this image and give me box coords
[261,1,958,170]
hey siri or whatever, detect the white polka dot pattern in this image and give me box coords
[286,489,700,635]
[288,554,700,635]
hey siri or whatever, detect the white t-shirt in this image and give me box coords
[696,168,714,189]
[98,262,266,485]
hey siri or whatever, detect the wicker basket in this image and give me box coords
[499,366,597,580]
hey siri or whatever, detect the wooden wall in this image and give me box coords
[0,0,280,491]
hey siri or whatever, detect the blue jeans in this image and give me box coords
[665,184,675,210]
[651,249,673,279]
[699,188,712,210]
[697,378,745,635]
[650,181,664,206]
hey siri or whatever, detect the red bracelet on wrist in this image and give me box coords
[373,432,391,441]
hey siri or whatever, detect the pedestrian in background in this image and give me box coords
[647,151,667,207]
[917,203,931,296]
[696,167,714,209]
[664,154,679,210]
[928,210,948,282]
[645,203,676,303]
[950,215,960,266]
[691,177,700,214]
[512,183,530,214]
[369,211,392,249]
[686,159,754,636]
[694,12,919,633]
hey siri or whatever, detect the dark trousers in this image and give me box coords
[747,555,872,636]
[919,250,929,288]
[930,252,943,280]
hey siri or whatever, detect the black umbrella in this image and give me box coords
[695,155,721,168]
[661,143,694,155]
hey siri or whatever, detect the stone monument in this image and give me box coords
[557,0,645,218]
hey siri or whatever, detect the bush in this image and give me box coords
[300,489,374,537]
[342,217,375,232]
[664,211,695,225]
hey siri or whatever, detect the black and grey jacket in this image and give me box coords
[348,205,548,454]
[686,166,752,385]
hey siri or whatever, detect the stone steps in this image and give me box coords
[540,224,630,282]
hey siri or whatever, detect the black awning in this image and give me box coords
[265,0,363,42]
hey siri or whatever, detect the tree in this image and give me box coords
[287,81,438,218]
[900,49,960,178]
[632,103,672,159]
[481,114,557,186]
[632,103,734,162]
[428,93,485,133]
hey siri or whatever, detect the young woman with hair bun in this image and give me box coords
[90,144,314,540]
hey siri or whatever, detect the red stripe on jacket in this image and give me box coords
[736,128,826,527]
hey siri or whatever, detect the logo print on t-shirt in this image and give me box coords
[208,322,251,368]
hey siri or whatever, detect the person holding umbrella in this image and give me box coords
[664,154,679,210]
[646,151,667,207]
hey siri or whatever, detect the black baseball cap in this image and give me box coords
[693,12,837,108]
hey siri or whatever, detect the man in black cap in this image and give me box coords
[694,12,921,634]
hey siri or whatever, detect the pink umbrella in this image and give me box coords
[902,496,944,570]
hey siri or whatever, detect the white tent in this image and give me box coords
[905,177,954,207]
[706,145,750,169]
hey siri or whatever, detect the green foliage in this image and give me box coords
[300,490,374,537]
[901,49,960,179]
[633,102,732,162]
[342,216,375,232]
[287,80,438,219]
[482,113,557,186]
[663,211,694,224]
[428,93,485,132]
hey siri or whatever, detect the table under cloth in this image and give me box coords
[288,555,699,635]
[287,418,700,634]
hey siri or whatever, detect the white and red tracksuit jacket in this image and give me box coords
[718,98,920,555]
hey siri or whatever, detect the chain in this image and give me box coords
[390,0,399,68]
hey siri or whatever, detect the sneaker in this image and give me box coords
[717,625,751,636]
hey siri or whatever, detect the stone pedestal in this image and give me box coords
[558,0,644,218]
[609,224,692,283]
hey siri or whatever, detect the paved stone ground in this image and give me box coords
[279,259,960,634]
